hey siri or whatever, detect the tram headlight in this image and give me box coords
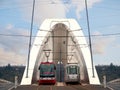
[51,77,54,79]
[39,77,43,80]
[77,75,78,78]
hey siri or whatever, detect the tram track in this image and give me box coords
[65,82,83,89]
[37,85,53,90]
[37,84,81,90]
[68,85,87,90]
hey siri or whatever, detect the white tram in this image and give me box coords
[65,63,80,83]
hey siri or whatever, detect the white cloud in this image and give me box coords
[5,24,14,30]
[0,24,29,65]
[92,31,115,54]
[17,0,67,25]
[17,0,102,24]
[0,48,26,66]
[70,0,102,19]
[113,44,120,48]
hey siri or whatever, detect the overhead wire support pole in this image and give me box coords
[85,0,95,77]
[26,0,36,78]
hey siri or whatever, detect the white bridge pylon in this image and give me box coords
[21,19,100,85]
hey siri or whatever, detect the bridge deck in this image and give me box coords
[11,85,110,90]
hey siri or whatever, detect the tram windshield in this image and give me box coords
[67,66,78,74]
[39,64,55,77]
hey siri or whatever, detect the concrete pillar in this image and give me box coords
[15,76,18,88]
[103,75,107,88]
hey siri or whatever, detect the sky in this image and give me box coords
[0,0,120,66]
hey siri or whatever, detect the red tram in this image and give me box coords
[38,62,56,85]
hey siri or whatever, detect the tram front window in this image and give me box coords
[67,66,78,74]
[39,64,55,77]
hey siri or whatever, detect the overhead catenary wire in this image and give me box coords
[1,32,120,37]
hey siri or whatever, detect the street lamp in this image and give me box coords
[43,49,51,62]
[85,0,95,77]
[26,0,35,78]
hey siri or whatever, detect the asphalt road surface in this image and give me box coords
[107,82,120,90]
[0,82,14,90]
[11,84,110,90]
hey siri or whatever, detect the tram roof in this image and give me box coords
[40,62,55,64]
